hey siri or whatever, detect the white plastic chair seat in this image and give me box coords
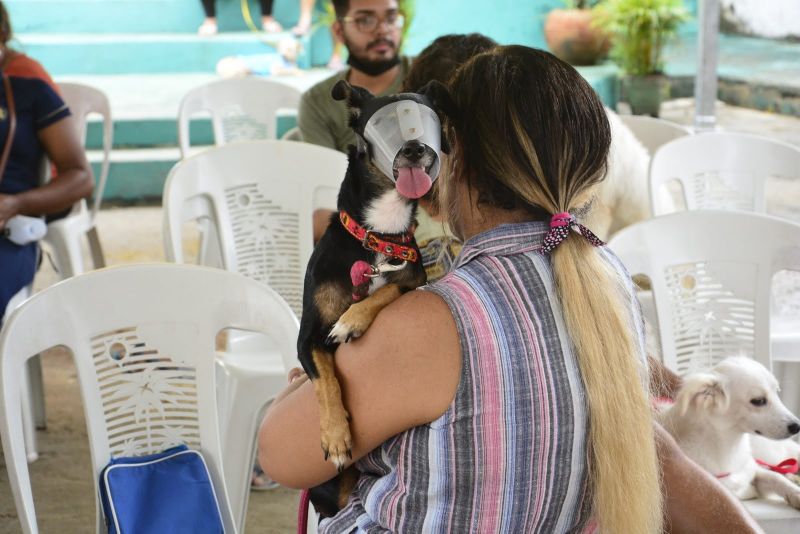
[742,498,800,534]
[0,264,299,533]
[221,344,285,375]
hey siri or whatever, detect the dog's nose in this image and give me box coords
[401,140,426,161]
[788,422,800,435]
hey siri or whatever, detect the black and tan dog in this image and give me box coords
[298,79,445,516]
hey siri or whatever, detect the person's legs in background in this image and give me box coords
[291,0,343,69]
[260,0,283,33]
[292,0,314,36]
[198,0,218,35]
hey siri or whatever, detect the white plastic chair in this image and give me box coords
[163,140,345,530]
[0,264,299,533]
[648,132,800,401]
[177,78,302,159]
[163,140,346,317]
[609,210,800,375]
[618,114,692,156]
[42,82,112,278]
[649,132,800,216]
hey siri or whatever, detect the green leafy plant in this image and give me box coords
[593,0,689,75]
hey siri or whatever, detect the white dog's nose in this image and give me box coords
[789,422,800,435]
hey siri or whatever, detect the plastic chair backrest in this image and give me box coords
[163,140,347,318]
[59,82,113,220]
[618,114,692,156]
[177,78,302,158]
[608,210,800,375]
[0,264,299,533]
[650,132,800,216]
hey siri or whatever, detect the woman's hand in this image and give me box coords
[0,193,20,228]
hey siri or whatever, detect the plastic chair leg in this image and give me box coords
[86,227,106,269]
[20,362,39,463]
[28,355,46,430]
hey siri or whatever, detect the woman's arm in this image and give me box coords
[0,116,93,227]
[258,289,461,489]
[655,423,763,533]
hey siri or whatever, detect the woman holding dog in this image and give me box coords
[259,46,762,533]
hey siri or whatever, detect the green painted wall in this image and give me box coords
[404,0,562,55]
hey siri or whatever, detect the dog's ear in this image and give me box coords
[676,372,728,416]
[416,80,456,154]
[331,80,373,109]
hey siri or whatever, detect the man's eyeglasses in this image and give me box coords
[339,12,405,33]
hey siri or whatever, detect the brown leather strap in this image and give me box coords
[0,71,16,184]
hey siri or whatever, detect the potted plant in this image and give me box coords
[593,0,689,116]
[544,1,611,66]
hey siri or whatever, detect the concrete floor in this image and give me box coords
[2,101,800,533]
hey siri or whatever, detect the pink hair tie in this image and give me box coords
[549,212,573,228]
[540,211,605,254]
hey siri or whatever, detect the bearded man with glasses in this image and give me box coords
[297,0,410,153]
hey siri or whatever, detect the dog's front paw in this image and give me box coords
[320,411,352,472]
[327,304,375,344]
[326,318,363,345]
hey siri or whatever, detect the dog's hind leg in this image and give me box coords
[754,469,800,509]
[327,283,402,344]
[311,347,352,470]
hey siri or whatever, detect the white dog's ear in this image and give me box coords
[676,372,728,416]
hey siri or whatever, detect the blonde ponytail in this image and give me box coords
[553,236,662,533]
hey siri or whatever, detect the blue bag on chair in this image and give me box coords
[99,444,225,534]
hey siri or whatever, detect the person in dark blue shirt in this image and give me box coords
[0,2,93,318]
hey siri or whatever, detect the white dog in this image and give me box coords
[658,357,800,509]
[585,110,652,240]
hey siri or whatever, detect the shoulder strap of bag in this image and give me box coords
[0,70,17,184]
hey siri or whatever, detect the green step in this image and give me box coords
[17,32,322,75]
[89,147,178,203]
[7,0,308,34]
[83,114,298,149]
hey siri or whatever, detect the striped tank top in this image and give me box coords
[321,221,646,533]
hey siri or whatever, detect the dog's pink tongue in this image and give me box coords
[396,167,432,199]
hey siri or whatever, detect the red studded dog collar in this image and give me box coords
[339,210,418,263]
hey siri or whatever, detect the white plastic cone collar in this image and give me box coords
[363,100,442,182]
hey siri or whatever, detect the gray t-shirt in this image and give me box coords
[297,57,412,153]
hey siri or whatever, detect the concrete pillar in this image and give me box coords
[695,0,720,131]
